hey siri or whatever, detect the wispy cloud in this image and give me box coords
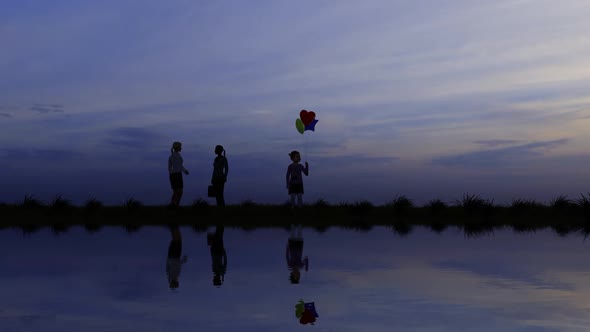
[104,127,164,149]
[0,113,12,118]
[432,139,570,168]
[0,148,85,162]
[30,104,64,114]
[473,139,521,148]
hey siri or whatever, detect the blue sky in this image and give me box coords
[2,0,590,205]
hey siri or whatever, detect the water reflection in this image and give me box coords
[208,225,227,287]
[4,226,590,331]
[166,225,187,289]
[287,224,308,284]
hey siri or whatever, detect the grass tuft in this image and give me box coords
[349,200,373,216]
[50,195,74,211]
[312,198,330,208]
[191,198,210,215]
[22,194,43,209]
[122,197,143,211]
[425,199,447,215]
[385,195,414,215]
[549,195,574,211]
[240,199,257,207]
[575,193,590,218]
[456,193,495,215]
[85,198,103,212]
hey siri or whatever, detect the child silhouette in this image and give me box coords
[286,151,309,207]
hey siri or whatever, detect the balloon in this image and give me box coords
[304,119,318,132]
[299,110,316,126]
[295,118,305,134]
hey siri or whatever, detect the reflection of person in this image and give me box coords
[211,145,229,207]
[208,226,227,286]
[286,224,308,284]
[168,141,190,207]
[166,225,188,289]
[286,151,309,207]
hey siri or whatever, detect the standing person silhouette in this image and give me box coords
[286,151,309,208]
[208,225,227,287]
[166,224,188,289]
[211,145,228,207]
[168,141,189,207]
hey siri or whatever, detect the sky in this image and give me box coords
[1,0,590,206]
[2,226,590,331]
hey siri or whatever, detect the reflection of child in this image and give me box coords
[286,151,309,207]
[286,224,308,284]
[166,226,188,289]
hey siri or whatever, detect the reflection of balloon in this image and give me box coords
[295,118,305,134]
[299,110,316,126]
[304,119,318,132]
[299,310,316,325]
[304,302,319,317]
[295,300,305,318]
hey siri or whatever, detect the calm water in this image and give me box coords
[1,225,590,332]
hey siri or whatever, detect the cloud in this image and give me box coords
[473,139,521,148]
[0,112,12,118]
[30,104,64,114]
[0,148,85,162]
[431,139,570,168]
[104,127,164,149]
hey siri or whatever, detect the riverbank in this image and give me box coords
[2,195,590,237]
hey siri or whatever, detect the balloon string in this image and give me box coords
[305,134,308,162]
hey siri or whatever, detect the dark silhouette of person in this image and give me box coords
[208,225,227,286]
[286,224,308,284]
[211,145,229,207]
[286,151,309,207]
[168,141,189,207]
[166,224,188,289]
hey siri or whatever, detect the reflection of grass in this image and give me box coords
[2,193,590,237]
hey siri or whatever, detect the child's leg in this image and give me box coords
[176,189,183,206]
[290,194,296,206]
[290,224,296,238]
[296,194,303,207]
[296,224,302,238]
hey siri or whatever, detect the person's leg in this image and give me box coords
[175,189,183,206]
[216,183,225,207]
[296,224,302,238]
[290,193,296,206]
[296,194,303,207]
[290,224,296,238]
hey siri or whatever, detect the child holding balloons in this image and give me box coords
[286,151,309,207]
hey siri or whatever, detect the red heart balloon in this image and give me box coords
[299,110,316,126]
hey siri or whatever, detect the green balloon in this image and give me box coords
[295,118,305,134]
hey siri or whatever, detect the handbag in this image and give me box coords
[208,185,217,197]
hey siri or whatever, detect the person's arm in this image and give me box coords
[223,157,229,178]
[168,156,173,173]
[302,162,309,176]
[304,256,309,271]
[182,160,189,175]
[222,249,228,268]
[286,166,291,188]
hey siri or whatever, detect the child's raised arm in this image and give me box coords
[302,162,309,176]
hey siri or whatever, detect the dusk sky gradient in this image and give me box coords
[2,0,590,205]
